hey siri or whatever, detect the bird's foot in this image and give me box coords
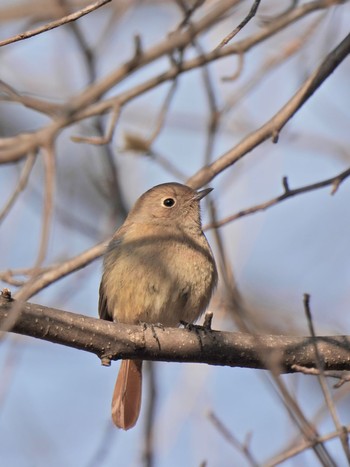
[181,311,213,331]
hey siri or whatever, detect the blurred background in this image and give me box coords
[0,0,350,465]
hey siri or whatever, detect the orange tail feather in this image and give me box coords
[111,359,143,430]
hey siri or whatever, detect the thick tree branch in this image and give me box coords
[1,296,350,373]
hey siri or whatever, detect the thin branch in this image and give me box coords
[148,79,179,146]
[14,240,107,301]
[0,0,341,166]
[303,294,350,461]
[68,0,240,113]
[35,144,55,267]
[264,425,350,467]
[0,336,22,410]
[85,421,116,467]
[175,0,206,29]
[0,79,61,116]
[187,31,350,188]
[208,411,259,467]
[292,365,350,388]
[0,152,36,224]
[260,0,298,24]
[221,13,324,105]
[64,19,128,222]
[264,363,337,466]
[204,166,350,230]
[156,151,188,180]
[76,0,339,124]
[0,0,111,48]
[216,0,261,49]
[208,200,246,328]
[143,361,157,467]
[71,105,121,145]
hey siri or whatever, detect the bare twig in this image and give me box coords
[0,0,112,48]
[85,420,116,467]
[222,14,324,102]
[77,0,338,124]
[0,336,22,410]
[0,79,61,116]
[35,144,55,267]
[68,0,240,113]
[208,411,259,467]
[216,0,261,49]
[292,365,350,389]
[175,0,206,29]
[208,200,246,328]
[0,152,36,224]
[148,80,179,146]
[71,105,121,145]
[303,294,350,461]
[264,425,350,467]
[204,166,350,230]
[0,1,340,167]
[64,17,127,222]
[14,240,107,301]
[188,31,350,188]
[143,361,157,467]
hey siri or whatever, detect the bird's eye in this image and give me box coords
[162,197,176,208]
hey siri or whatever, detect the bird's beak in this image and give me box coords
[194,187,213,201]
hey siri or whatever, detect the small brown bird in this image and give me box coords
[99,182,217,430]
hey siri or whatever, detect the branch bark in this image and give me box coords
[1,296,350,373]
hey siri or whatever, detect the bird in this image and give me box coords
[99,182,217,430]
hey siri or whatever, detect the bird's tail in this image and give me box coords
[111,359,143,430]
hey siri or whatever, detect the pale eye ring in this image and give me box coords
[162,197,176,208]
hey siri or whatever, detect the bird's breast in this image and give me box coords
[103,233,216,326]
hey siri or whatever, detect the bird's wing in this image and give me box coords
[98,278,112,321]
